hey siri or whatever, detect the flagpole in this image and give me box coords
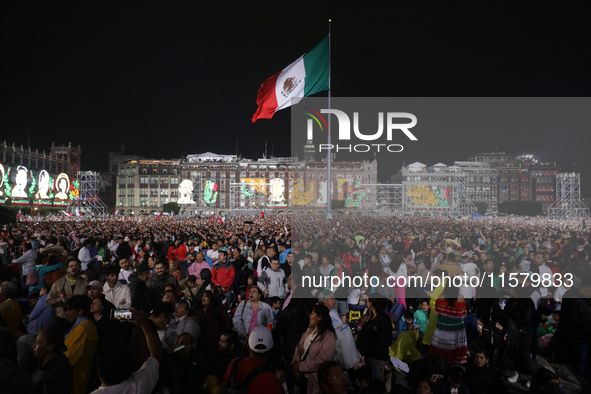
[326,18,333,219]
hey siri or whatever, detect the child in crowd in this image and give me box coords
[414,300,430,336]
[270,296,281,324]
[395,310,419,340]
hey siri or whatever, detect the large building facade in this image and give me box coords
[390,152,562,214]
[115,152,378,215]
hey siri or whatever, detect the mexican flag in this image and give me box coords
[252,36,329,123]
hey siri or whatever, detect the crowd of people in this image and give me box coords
[0,214,588,394]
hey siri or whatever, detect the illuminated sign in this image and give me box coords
[290,179,315,206]
[70,178,80,200]
[204,180,218,204]
[269,178,285,204]
[178,180,195,204]
[0,164,4,203]
[241,178,267,195]
[35,170,52,200]
[407,184,451,208]
[55,173,70,200]
[12,166,29,198]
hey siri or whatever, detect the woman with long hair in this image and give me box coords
[168,258,182,282]
[292,304,337,394]
[194,290,231,353]
[428,286,468,365]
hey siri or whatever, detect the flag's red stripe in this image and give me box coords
[251,71,280,123]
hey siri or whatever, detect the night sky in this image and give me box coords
[3,1,591,188]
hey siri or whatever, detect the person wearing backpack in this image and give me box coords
[221,326,282,394]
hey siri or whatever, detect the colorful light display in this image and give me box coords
[54,173,70,200]
[178,180,195,204]
[268,178,286,206]
[204,180,218,204]
[0,164,5,203]
[11,165,29,198]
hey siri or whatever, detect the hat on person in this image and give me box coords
[124,236,130,242]
[40,244,65,256]
[318,289,333,304]
[86,280,103,290]
[248,326,274,353]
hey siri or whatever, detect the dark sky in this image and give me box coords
[3,1,591,187]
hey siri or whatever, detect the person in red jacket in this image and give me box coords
[212,251,236,309]
[176,240,188,262]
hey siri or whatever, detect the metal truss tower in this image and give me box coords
[449,172,477,217]
[548,173,589,219]
[72,171,108,216]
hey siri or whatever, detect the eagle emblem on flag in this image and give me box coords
[281,77,300,97]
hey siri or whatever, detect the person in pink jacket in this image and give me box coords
[292,304,337,394]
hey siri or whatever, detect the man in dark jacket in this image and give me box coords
[130,264,155,313]
[147,261,178,302]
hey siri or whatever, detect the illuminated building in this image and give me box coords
[115,152,377,215]
[0,141,81,206]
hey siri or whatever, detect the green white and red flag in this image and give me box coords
[251,36,329,123]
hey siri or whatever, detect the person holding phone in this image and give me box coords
[91,307,164,393]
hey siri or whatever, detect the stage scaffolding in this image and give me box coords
[449,172,477,217]
[360,184,403,214]
[71,171,108,216]
[548,173,589,219]
[230,181,271,212]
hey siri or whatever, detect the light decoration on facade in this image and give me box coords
[178,180,195,204]
[241,183,254,197]
[54,173,70,200]
[407,184,450,208]
[344,181,368,208]
[11,165,29,199]
[268,178,286,206]
[291,179,315,206]
[69,178,80,200]
[34,170,51,200]
[204,180,218,204]
[241,178,267,195]
[28,170,37,197]
[0,164,5,203]
[4,167,12,197]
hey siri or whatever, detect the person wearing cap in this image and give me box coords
[86,280,105,300]
[221,326,282,394]
[103,266,132,309]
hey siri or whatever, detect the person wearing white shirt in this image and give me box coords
[533,252,553,298]
[13,243,37,277]
[207,243,219,264]
[78,240,92,271]
[103,267,131,309]
[118,258,133,285]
